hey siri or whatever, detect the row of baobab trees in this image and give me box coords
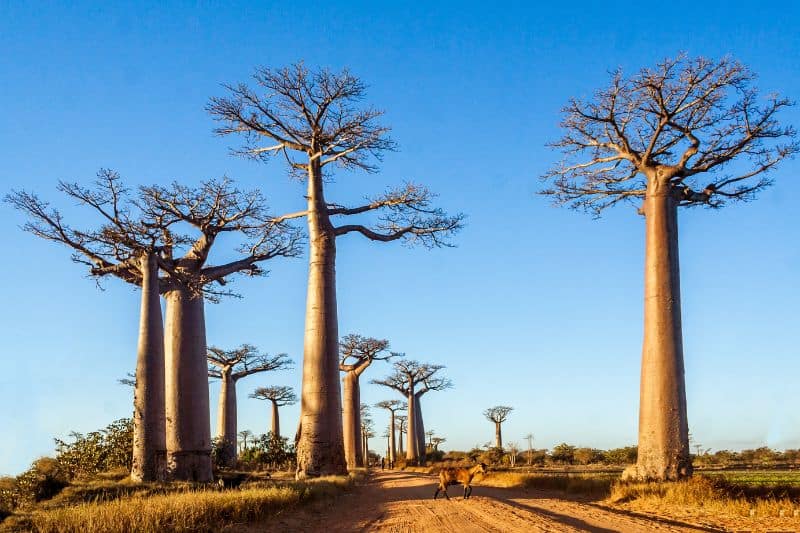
[7,54,797,482]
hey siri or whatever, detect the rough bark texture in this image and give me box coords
[131,253,166,482]
[624,182,691,481]
[216,372,238,468]
[296,161,347,478]
[342,372,363,470]
[495,422,503,449]
[165,287,213,482]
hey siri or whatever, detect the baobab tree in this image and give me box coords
[207,345,292,468]
[209,64,465,477]
[484,406,513,449]
[250,385,299,438]
[525,434,534,466]
[360,404,374,467]
[339,334,394,469]
[431,436,446,452]
[7,171,170,482]
[542,55,797,481]
[395,414,407,458]
[140,179,301,481]
[372,360,451,465]
[238,430,253,452]
[507,442,520,467]
[375,399,405,466]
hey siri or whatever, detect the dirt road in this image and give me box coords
[247,471,723,532]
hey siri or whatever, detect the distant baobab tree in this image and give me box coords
[8,174,302,482]
[209,64,465,477]
[250,385,298,438]
[431,436,446,452]
[238,430,253,452]
[7,171,169,482]
[360,404,374,467]
[339,334,394,469]
[525,434,534,466]
[542,55,797,481]
[375,399,405,466]
[207,345,292,468]
[372,360,452,465]
[507,442,520,467]
[395,414,407,458]
[484,406,513,449]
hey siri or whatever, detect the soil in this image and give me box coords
[230,470,770,532]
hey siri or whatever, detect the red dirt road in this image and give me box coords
[245,471,725,532]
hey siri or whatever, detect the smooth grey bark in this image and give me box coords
[625,183,691,481]
[296,159,347,478]
[494,422,503,449]
[271,400,280,436]
[405,389,419,464]
[131,253,166,482]
[164,287,212,482]
[341,372,363,470]
[215,371,238,468]
[414,394,426,465]
[389,410,396,464]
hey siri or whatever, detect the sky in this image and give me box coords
[0,1,798,475]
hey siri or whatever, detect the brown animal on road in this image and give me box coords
[433,463,487,500]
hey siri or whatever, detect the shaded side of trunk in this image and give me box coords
[341,371,362,470]
[398,427,404,456]
[296,158,347,478]
[625,185,691,481]
[415,394,426,465]
[164,287,213,482]
[495,422,503,449]
[389,411,396,464]
[216,371,237,468]
[271,400,280,437]
[405,389,419,464]
[131,253,166,482]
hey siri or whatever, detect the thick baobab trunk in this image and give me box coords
[398,427,404,457]
[164,287,213,482]
[341,372,363,470]
[296,160,347,478]
[495,422,503,449]
[216,371,237,468]
[415,395,426,465]
[270,400,280,436]
[406,391,419,464]
[389,410,396,464]
[624,184,691,481]
[131,253,166,482]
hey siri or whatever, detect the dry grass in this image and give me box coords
[483,471,615,498]
[2,475,355,533]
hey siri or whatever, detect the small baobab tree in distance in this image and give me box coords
[375,399,405,466]
[431,436,446,452]
[484,406,513,449]
[525,434,534,466]
[339,334,394,469]
[395,414,407,458]
[209,64,465,477]
[207,345,292,468]
[360,404,374,467]
[542,55,797,481]
[250,385,299,438]
[238,430,253,452]
[372,360,452,465]
[507,442,520,467]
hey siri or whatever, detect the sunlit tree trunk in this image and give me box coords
[415,394,426,465]
[270,400,280,436]
[131,253,166,482]
[389,410,396,464]
[626,181,691,481]
[296,158,347,478]
[495,422,503,449]
[341,371,363,470]
[405,389,419,464]
[398,427,404,457]
[216,371,237,468]
[165,286,213,482]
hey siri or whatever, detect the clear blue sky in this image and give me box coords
[0,1,797,475]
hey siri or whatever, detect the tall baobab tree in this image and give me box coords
[360,404,374,467]
[542,55,797,481]
[238,430,254,452]
[139,179,301,481]
[207,345,292,468]
[484,406,513,449]
[372,360,451,465]
[250,385,299,438]
[525,434,534,466]
[209,64,465,477]
[339,334,394,469]
[7,171,170,482]
[375,400,405,466]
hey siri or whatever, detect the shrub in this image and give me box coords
[601,446,638,465]
[550,443,577,464]
[55,419,133,480]
[12,458,69,506]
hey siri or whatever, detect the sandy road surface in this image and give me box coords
[239,471,724,532]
